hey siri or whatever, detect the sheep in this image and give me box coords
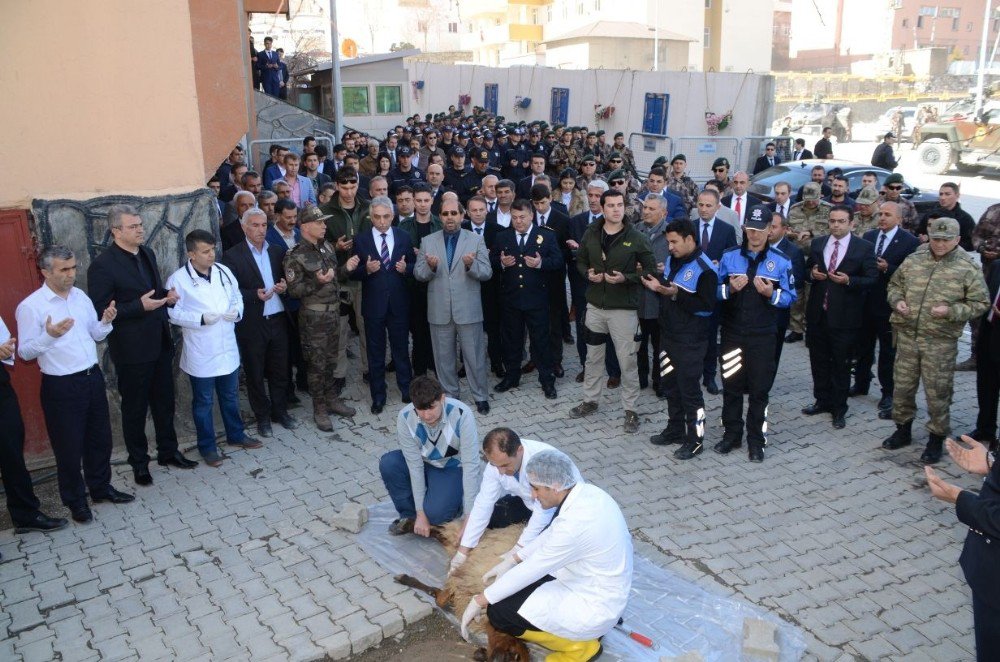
[395,519,531,662]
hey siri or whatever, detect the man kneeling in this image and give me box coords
[461,449,632,662]
[448,428,582,574]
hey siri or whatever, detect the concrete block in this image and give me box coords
[660,653,703,662]
[742,618,779,662]
[330,502,368,533]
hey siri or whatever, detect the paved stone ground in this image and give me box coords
[0,333,982,661]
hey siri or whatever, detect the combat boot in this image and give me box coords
[312,403,333,432]
[673,439,703,460]
[920,434,945,464]
[882,421,912,450]
[650,421,684,446]
[714,432,742,455]
[326,396,356,418]
[748,441,764,463]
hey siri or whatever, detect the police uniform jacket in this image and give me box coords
[657,249,718,338]
[957,457,1000,610]
[718,245,797,336]
[490,226,562,310]
[444,165,470,193]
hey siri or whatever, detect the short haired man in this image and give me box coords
[814,126,834,159]
[917,182,976,251]
[768,210,806,372]
[881,173,918,234]
[871,132,899,171]
[753,142,781,175]
[791,137,814,161]
[282,153,318,208]
[635,194,670,396]
[666,154,699,212]
[17,246,132,524]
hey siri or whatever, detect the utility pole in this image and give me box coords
[328,0,344,138]
[975,1,994,118]
[653,0,659,72]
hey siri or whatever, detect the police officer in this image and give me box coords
[459,148,499,205]
[715,205,796,462]
[642,219,718,460]
[283,206,359,431]
[444,146,470,192]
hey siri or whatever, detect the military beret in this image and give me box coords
[580,154,597,164]
[608,152,623,161]
[712,157,730,169]
[671,154,687,164]
[652,156,668,167]
[884,173,905,185]
[607,169,627,182]
[614,132,624,139]
[596,130,606,136]
[928,217,960,240]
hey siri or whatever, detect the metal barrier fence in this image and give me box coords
[741,135,795,174]
[669,137,742,185]
[627,133,673,178]
[246,136,335,175]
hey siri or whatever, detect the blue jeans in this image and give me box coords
[379,449,463,524]
[189,368,245,457]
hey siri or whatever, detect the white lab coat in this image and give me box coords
[459,439,583,550]
[483,483,633,640]
[166,261,243,378]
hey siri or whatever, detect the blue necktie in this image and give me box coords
[446,234,456,269]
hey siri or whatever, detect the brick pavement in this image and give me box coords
[0,335,981,660]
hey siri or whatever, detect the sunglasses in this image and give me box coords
[610,180,626,186]
[887,185,903,190]
[610,159,622,163]
[713,167,727,172]
[338,179,358,184]
[440,211,462,216]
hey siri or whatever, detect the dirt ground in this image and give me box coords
[341,611,479,661]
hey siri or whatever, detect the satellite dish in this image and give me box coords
[341,39,357,58]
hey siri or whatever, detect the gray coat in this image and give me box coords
[638,218,670,320]
[414,229,493,325]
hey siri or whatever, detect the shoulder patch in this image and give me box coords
[285,268,296,282]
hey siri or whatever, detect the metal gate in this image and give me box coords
[484,84,499,116]
[627,133,674,178]
[550,88,569,127]
[642,93,670,136]
[668,137,742,185]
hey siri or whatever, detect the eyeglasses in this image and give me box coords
[887,185,903,190]
[440,210,461,216]
[713,167,727,172]
[338,179,358,185]
[610,180,626,186]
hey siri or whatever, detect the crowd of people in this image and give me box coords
[2,106,1000,659]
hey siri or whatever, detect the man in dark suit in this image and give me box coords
[531,184,571,376]
[801,205,878,428]
[768,210,806,371]
[790,138,814,161]
[720,171,764,227]
[221,208,298,438]
[87,204,197,486]
[515,153,548,200]
[752,142,781,175]
[349,195,415,414]
[693,190,738,394]
[491,200,561,399]
[258,37,282,96]
[221,191,256,251]
[463,196,504,376]
[972,260,1000,445]
[852,201,920,417]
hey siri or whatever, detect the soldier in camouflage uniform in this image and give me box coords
[607,169,641,223]
[575,153,605,191]
[548,132,580,174]
[883,217,990,463]
[973,203,1000,271]
[881,173,918,234]
[783,183,832,340]
[851,187,881,237]
[612,132,637,176]
[666,154,699,213]
[284,206,360,431]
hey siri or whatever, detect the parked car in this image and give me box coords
[748,159,938,212]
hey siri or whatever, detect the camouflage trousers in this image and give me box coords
[891,333,959,436]
[300,307,341,405]
[789,282,810,334]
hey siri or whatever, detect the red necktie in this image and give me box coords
[735,196,742,220]
[823,239,840,311]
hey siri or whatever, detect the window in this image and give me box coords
[902,18,908,27]
[374,85,402,114]
[705,0,712,7]
[917,16,923,27]
[448,22,458,33]
[952,18,958,30]
[704,26,711,48]
[939,7,960,18]
[594,0,602,9]
[919,6,937,16]
[342,86,369,115]
[967,21,974,31]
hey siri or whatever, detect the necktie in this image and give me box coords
[380,233,391,269]
[488,202,495,212]
[823,239,840,311]
[989,288,999,323]
[475,227,482,235]
[539,214,546,227]
[735,196,742,220]
[769,158,774,167]
[876,233,887,258]
[702,223,710,248]
[446,233,456,269]
[518,233,526,249]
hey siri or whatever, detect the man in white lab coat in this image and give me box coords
[448,428,583,574]
[461,449,633,662]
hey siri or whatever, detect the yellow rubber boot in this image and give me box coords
[519,629,602,662]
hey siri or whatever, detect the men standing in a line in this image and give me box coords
[221,208,297,438]
[883,218,989,463]
[801,206,878,430]
[715,206,796,462]
[784,182,833,343]
[350,196,414,414]
[570,189,656,433]
[531,184,571,377]
[415,197,492,414]
[492,200,560,400]
[0,316,68,537]
[642,219,718,459]
[167,231,262,467]
[851,201,920,419]
[87,204,196,486]
[284,207,359,430]
[462,196,504,377]
[635,194,669,395]
[17,245,134,523]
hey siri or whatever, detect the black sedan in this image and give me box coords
[748,160,938,212]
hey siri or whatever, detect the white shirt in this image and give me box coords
[469,220,487,236]
[776,200,790,218]
[372,227,395,258]
[0,316,14,367]
[874,226,898,255]
[16,284,112,376]
[823,233,851,271]
[496,208,512,228]
[729,193,748,224]
[536,210,550,227]
[247,240,285,316]
[276,227,297,250]
[166,261,243,378]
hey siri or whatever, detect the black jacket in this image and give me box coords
[861,228,920,318]
[957,454,1000,609]
[805,234,878,329]
[871,142,898,171]
[917,203,976,251]
[220,240,289,340]
[658,250,717,338]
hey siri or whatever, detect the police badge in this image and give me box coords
[766,260,775,271]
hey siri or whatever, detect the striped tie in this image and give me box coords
[380,233,391,269]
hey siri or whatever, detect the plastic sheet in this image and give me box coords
[358,502,807,661]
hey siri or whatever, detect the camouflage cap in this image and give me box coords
[744,204,771,231]
[802,182,822,201]
[298,205,331,226]
[856,186,879,205]
[928,217,960,240]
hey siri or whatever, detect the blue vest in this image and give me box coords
[664,253,717,317]
[719,248,795,289]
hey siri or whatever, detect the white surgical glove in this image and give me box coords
[482,554,518,585]
[222,308,240,322]
[202,313,221,325]
[460,598,483,642]
[448,551,468,575]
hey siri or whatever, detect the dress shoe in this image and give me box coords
[714,437,742,454]
[748,445,764,463]
[133,465,153,486]
[702,377,720,395]
[569,401,598,418]
[563,333,574,345]
[14,513,68,534]
[402,394,411,404]
[457,365,466,378]
[257,421,274,438]
[877,395,893,412]
[575,371,585,383]
[91,487,135,504]
[476,400,490,414]
[543,384,557,400]
[327,398,356,417]
[673,440,703,460]
[849,384,869,397]
[784,331,803,343]
[71,506,93,524]
[371,402,385,415]
[494,379,519,393]
[228,437,264,450]
[287,391,301,406]
[607,376,621,389]
[801,403,831,416]
[386,360,396,373]
[955,356,977,371]
[157,451,198,469]
[553,364,565,378]
[832,413,846,429]
[623,410,639,433]
[492,363,506,378]
[882,421,912,450]
[650,424,684,446]
[272,413,299,430]
[921,434,945,464]
[521,361,536,374]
